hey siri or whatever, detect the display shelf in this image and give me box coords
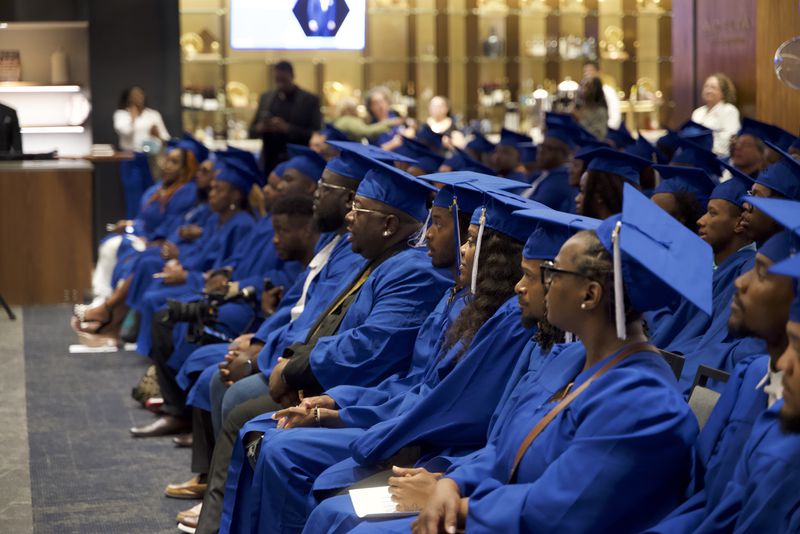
[0,84,82,93]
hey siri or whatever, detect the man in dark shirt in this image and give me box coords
[249,61,322,176]
[0,102,22,155]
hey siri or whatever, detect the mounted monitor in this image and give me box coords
[230,0,366,51]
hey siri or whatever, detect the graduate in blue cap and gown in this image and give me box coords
[224,189,540,534]
[572,146,651,219]
[516,142,539,179]
[726,118,789,181]
[684,250,800,532]
[300,207,601,534]
[393,137,445,176]
[437,148,496,176]
[191,145,453,533]
[490,128,531,181]
[519,114,578,212]
[127,157,259,356]
[740,140,800,247]
[400,183,702,534]
[648,215,799,533]
[605,122,636,149]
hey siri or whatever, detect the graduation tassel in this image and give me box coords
[612,220,626,340]
[471,208,486,295]
[564,331,575,343]
[413,208,432,247]
[451,197,462,279]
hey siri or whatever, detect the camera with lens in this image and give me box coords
[163,281,263,344]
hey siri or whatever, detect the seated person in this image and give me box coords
[573,147,649,219]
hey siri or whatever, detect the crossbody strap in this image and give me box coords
[508,341,658,482]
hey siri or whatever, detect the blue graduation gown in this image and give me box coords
[646,245,756,367]
[526,165,576,213]
[227,298,534,534]
[132,211,255,356]
[647,355,769,533]
[217,248,451,533]
[134,180,199,241]
[693,401,800,533]
[450,344,697,533]
[185,233,366,409]
[301,341,577,534]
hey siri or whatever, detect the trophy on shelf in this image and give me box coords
[0,50,22,82]
[600,26,629,61]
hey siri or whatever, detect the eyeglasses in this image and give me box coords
[539,260,602,286]
[348,201,389,217]
[319,181,352,193]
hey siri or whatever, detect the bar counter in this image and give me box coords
[0,160,94,305]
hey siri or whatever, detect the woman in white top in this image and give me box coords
[113,86,170,218]
[691,73,740,157]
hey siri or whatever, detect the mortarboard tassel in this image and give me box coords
[451,196,462,279]
[612,220,626,340]
[471,208,486,294]
[413,208,432,247]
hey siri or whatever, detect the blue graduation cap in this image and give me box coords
[514,208,601,260]
[656,129,680,154]
[323,156,360,182]
[422,172,525,278]
[415,125,444,152]
[738,117,796,151]
[285,144,327,182]
[625,135,668,164]
[326,140,417,180]
[516,143,538,165]
[167,132,210,164]
[220,145,264,186]
[499,128,532,147]
[215,158,260,195]
[744,197,800,237]
[606,123,635,149]
[678,120,714,152]
[596,183,713,339]
[758,230,795,264]
[467,189,545,292]
[545,113,578,149]
[718,158,756,189]
[273,160,289,178]
[670,138,722,177]
[709,179,748,209]
[754,140,800,200]
[395,137,445,174]
[340,147,436,222]
[575,147,653,185]
[465,132,496,154]
[441,148,496,175]
[652,165,718,208]
[792,137,800,152]
[769,253,800,287]
[320,123,350,143]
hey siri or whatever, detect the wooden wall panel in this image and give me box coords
[0,168,93,305]
[694,0,757,118]
[756,0,800,133]
[670,0,697,127]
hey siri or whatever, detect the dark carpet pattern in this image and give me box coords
[24,305,194,533]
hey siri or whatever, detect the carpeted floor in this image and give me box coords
[21,305,195,533]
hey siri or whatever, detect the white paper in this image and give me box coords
[349,486,419,519]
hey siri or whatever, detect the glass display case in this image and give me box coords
[179,0,672,139]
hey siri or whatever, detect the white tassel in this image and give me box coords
[612,220,626,340]
[471,208,486,295]
[413,208,432,247]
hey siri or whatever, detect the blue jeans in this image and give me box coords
[209,370,270,435]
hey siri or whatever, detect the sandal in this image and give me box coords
[74,302,114,334]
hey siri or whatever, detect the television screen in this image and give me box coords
[230,0,366,51]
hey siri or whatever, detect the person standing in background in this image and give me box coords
[0,102,22,154]
[249,61,322,177]
[691,73,741,157]
[113,86,171,218]
[575,76,609,141]
[582,60,622,129]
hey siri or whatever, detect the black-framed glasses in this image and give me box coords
[539,260,599,286]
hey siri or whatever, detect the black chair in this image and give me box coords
[658,349,685,381]
[688,365,731,430]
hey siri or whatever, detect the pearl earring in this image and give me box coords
[229,203,236,211]
[382,230,391,237]
[580,303,587,309]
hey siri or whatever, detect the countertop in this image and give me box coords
[0,160,94,172]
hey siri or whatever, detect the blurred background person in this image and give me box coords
[691,73,741,157]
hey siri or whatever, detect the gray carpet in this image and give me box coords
[23,305,194,533]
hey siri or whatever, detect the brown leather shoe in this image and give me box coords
[166,475,207,500]
[173,433,193,448]
[129,415,190,437]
